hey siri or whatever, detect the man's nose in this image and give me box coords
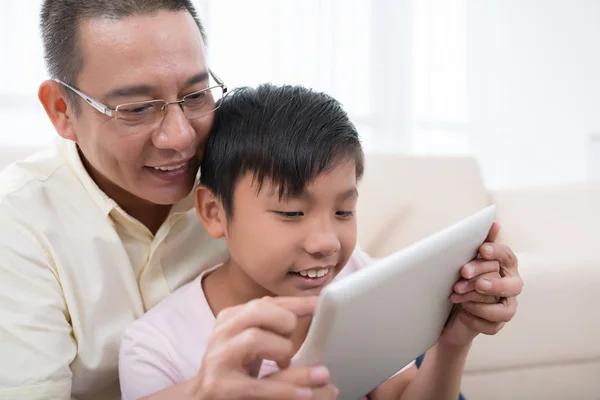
[153,103,195,151]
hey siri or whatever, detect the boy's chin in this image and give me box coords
[276,286,327,298]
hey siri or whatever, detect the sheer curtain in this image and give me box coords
[0,0,53,147]
[0,0,469,158]
[196,0,468,155]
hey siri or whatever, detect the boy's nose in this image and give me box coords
[304,222,341,257]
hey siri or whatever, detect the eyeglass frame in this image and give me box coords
[54,69,227,121]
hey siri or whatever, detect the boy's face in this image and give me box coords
[224,160,358,297]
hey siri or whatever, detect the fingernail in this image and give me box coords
[456,280,468,292]
[310,366,330,384]
[482,244,493,257]
[463,263,475,278]
[334,387,340,397]
[296,388,313,400]
[479,279,492,291]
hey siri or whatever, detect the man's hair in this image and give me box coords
[200,84,364,217]
[40,0,206,107]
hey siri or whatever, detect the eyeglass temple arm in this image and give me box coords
[53,79,115,117]
[209,70,227,93]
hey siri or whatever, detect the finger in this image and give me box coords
[458,308,505,335]
[461,297,518,323]
[230,327,295,369]
[460,259,500,280]
[312,384,340,399]
[475,275,524,297]
[203,327,294,375]
[479,243,519,276]
[271,296,319,317]
[219,376,316,400]
[450,291,499,304]
[214,297,299,342]
[266,365,332,388]
[485,221,501,243]
[455,270,500,294]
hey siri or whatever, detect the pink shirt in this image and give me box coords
[119,248,411,399]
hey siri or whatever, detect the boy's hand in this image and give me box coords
[441,221,523,347]
[190,296,335,400]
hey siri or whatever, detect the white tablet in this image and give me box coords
[295,205,496,399]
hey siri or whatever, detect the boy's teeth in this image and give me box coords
[153,162,186,171]
[298,268,329,278]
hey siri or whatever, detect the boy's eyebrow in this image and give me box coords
[337,187,359,200]
[290,187,359,201]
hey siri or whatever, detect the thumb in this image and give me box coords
[485,221,501,243]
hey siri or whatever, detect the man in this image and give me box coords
[0,1,523,399]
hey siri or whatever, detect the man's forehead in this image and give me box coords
[76,10,207,92]
[79,10,204,57]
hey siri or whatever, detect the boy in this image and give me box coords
[120,84,501,399]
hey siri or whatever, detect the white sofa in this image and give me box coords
[357,155,600,400]
[1,147,599,399]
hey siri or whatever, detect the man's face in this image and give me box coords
[224,160,359,297]
[70,11,212,206]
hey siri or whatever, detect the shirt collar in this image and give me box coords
[60,137,118,216]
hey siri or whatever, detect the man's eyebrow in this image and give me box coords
[104,71,210,101]
[105,85,157,100]
[184,71,210,87]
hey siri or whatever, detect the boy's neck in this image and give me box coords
[203,260,311,355]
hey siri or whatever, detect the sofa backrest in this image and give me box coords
[492,182,600,258]
[356,154,493,257]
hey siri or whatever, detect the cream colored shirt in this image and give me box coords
[0,138,228,400]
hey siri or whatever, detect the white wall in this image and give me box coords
[467,0,600,189]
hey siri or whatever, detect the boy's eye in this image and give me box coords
[336,211,354,218]
[275,211,304,219]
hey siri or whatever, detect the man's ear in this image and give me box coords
[194,185,227,238]
[38,80,78,142]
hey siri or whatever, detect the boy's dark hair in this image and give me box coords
[40,0,206,109]
[200,84,364,217]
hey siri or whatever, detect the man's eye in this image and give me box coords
[275,211,304,219]
[336,211,354,218]
[121,105,155,115]
[186,92,206,101]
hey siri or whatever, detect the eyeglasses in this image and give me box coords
[54,70,227,128]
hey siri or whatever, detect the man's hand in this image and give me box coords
[442,221,523,347]
[187,296,336,400]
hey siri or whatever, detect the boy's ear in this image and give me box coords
[194,185,227,238]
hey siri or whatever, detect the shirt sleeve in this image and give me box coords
[0,223,75,400]
[119,319,184,400]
